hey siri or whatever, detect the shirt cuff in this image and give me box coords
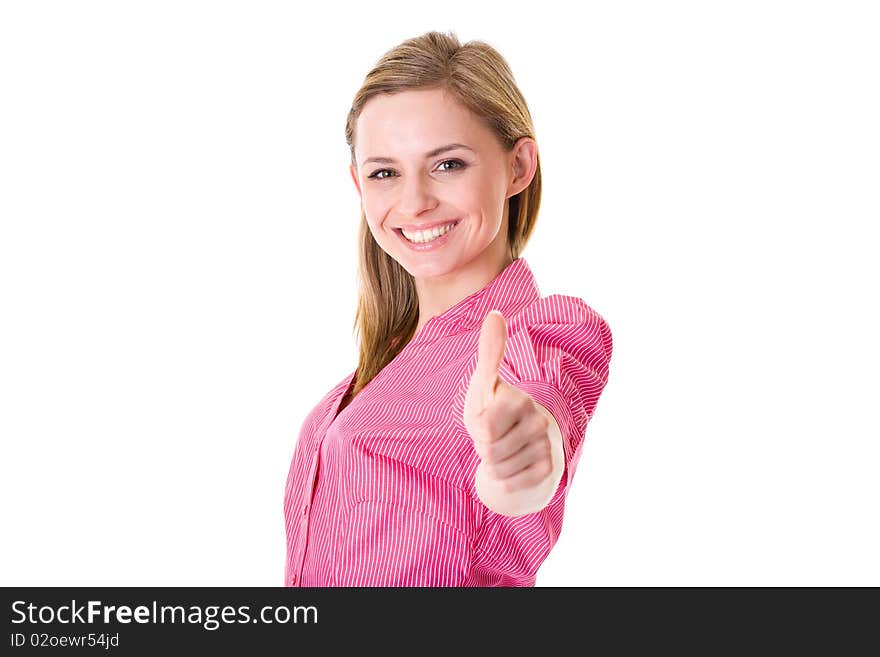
[508,377,579,497]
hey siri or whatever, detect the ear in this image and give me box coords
[507,137,538,198]
[349,163,362,199]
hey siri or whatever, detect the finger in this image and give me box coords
[469,379,525,451]
[495,459,553,494]
[482,414,544,463]
[472,417,521,461]
[474,309,507,411]
[487,440,550,480]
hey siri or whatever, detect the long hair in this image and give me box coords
[343,30,543,398]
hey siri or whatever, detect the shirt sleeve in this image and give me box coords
[454,294,613,585]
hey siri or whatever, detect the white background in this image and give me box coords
[1,1,877,586]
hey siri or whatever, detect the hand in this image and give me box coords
[462,310,564,516]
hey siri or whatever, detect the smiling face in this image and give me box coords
[350,87,535,294]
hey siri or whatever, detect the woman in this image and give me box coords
[284,30,613,586]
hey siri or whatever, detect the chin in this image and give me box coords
[404,255,467,278]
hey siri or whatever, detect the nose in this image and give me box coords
[396,173,438,218]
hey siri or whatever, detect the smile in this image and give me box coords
[399,220,460,243]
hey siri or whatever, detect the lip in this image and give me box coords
[395,220,461,252]
[396,219,460,232]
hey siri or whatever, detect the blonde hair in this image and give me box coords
[344,30,542,398]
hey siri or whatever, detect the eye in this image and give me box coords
[437,158,465,172]
[366,159,467,181]
[367,168,393,180]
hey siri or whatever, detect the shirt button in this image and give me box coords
[291,574,297,585]
[302,503,308,516]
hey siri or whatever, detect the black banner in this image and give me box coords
[1,587,873,653]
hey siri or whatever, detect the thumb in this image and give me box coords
[472,309,507,412]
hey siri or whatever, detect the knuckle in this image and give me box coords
[486,443,500,462]
[531,421,547,441]
[539,412,551,431]
[527,467,544,486]
[540,459,553,477]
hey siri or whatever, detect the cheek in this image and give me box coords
[362,194,390,223]
[364,213,394,244]
[365,218,385,240]
[360,201,383,231]
[462,175,500,212]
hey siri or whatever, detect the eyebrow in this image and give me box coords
[362,143,475,167]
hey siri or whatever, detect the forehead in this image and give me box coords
[355,88,492,160]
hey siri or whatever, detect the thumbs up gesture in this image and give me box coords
[462,310,565,517]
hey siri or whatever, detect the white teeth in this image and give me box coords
[401,222,457,243]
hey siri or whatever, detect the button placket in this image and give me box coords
[292,445,321,586]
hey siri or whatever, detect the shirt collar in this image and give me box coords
[411,257,541,346]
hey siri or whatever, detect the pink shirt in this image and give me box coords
[283,257,613,586]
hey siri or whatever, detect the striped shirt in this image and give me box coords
[283,257,613,586]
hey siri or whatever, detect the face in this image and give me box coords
[350,87,536,283]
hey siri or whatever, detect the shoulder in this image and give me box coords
[507,294,612,361]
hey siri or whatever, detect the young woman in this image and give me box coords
[284,30,613,587]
